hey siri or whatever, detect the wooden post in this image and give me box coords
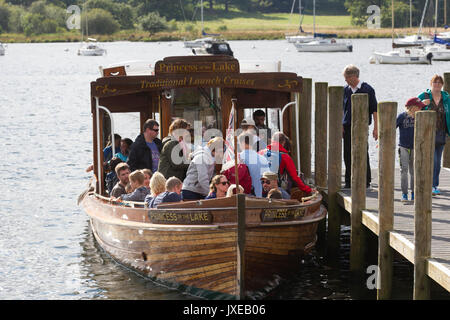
[326,86,343,259]
[299,78,312,183]
[377,102,397,300]
[315,82,328,189]
[236,193,246,299]
[349,94,368,275]
[413,111,435,300]
[315,82,328,245]
[442,73,450,168]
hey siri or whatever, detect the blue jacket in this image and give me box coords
[418,89,450,135]
[343,82,378,126]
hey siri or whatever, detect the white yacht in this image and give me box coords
[294,38,352,52]
[393,34,433,47]
[371,48,432,64]
[0,42,5,56]
[78,38,106,56]
[424,43,450,61]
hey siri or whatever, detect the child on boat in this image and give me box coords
[396,97,426,202]
[113,170,149,202]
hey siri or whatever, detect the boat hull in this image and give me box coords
[81,194,327,298]
[372,52,430,64]
[78,49,106,56]
[295,43,352,52]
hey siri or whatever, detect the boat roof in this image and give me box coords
[91,55,302,99]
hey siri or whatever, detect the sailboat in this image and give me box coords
[423,0,450,60]
[77,2,106,56]
[0,42,5,56]
[371,0,432,64]
[183,0,222,48]
[393,0,433,47]
[285,0,315,43]
[293,0,352,52]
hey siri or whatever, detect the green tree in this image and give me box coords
[82,8,120,35]
[345,0,386,26]
[0,0,10,32]
[139,11,168,35]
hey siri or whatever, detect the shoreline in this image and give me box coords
[0,27,443,43]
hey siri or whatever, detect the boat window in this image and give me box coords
[170,87,222,136]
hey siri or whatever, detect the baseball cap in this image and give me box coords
[241,118,256,127]
[260,171,278,181]
[405,97,426,109]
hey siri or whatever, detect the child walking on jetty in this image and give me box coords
[396,97,426,202]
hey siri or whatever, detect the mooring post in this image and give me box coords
[349,94,368,275]
[326,86,343,259]
[315,82,328,243]
[236,193,246,300]
[442,73,450,168]
[413,111,435,300]
[376,102,397,300]
[299,78,312,183]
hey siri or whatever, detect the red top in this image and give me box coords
[260,142,312,194]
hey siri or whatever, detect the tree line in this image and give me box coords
[0,0,448,36]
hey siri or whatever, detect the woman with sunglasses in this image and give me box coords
[205,175,230,199]
[418,74,450,195]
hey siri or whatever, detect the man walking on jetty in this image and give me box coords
[342,65,378,189]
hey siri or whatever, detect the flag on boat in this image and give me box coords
[224,105,235,164]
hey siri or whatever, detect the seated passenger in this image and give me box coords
[205,175,230,199]
[110,162,130,198]
[105,157,123,195]
[259,132,314,196]
[226,184,245,197]
[144,172,167,206]
[147,176,182,208]
[182,137,224,200]
[141,168,152,190]
[238,133,269,197]
[116,170,149,202]
[260,171,290,199]
[115,138,133,162]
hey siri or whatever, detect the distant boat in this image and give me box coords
[78,2,106,56]
[372,0,432,64]
[295,38,352,52]
[191,39,234,56]
[0,42,5,56]
[372,48,432,64]
[292,0,352,52]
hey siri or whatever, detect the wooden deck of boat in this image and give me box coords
[323,167,450,293]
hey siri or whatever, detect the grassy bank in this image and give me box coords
[0,13,442,43]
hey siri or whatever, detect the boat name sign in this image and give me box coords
[155,61,239,75]
[149,210,213,224]
[261,207,306,222]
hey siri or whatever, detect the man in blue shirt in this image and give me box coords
[127,119,162,173]
[342,65,378,189]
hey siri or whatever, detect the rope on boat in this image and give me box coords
[301,190,319,203]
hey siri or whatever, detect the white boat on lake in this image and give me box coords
[0,42,5,56]
[424,43,450,61]
[78,38,106,56]
[294,38,352,52]
[371,48,432,64]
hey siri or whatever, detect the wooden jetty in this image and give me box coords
[305,77,450,299]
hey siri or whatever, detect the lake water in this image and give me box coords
[1,39,449,300]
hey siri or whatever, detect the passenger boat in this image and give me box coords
[79,55,327,299]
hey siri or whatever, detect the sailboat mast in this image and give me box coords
[392,0,394,43]
[201,0,204,34]
[313,0,316,36]
[418,0,429,37]
[410,0,412,28]
[435,0,439,34]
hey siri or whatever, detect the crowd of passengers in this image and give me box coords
[90,110,316,208]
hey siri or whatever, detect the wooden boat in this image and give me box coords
[79,54,327,298]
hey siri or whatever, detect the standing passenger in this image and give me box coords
[396,98,426,202]
[342,64,378,189]
[127,119,162,173]
[418,74,450,195]
[158,119,191,181]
